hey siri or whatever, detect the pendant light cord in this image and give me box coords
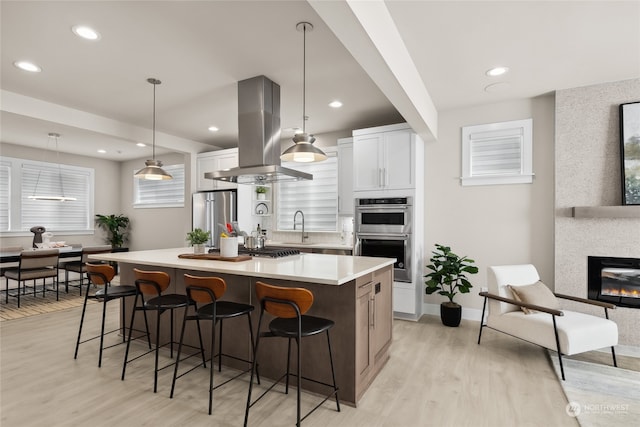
[302,23,306,135]
[55,134,67,199]
[152,80,156,160]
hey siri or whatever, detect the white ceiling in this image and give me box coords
[1,1,638,161]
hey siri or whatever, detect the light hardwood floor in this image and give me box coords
[0,301,578,427]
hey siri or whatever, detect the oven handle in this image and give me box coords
[355,205,411,210]
[356,233,410,239]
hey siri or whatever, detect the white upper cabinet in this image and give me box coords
[337,137,354,215]
[353,123,416,192]
[196,148,238,191]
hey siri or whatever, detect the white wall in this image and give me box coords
[0,142,121,248]
[555,78,640,346]
[423,95,556,314]
[120,152,194,251]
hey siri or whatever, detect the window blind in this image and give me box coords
[21,162,92,231]
[0,162,10,232]
[470,135,523,176]
[133,164,185,208]
[277,153,338,231]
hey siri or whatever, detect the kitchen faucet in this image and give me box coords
[293,210,308,243]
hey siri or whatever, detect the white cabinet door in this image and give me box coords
[337,138,354,215]
[383,130,414,190]
[353,125,415,193]
[196,149,238,191]
[353,134,383,191]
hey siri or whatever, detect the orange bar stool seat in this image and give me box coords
[121,268,193,393]
[75,263,138,367]
[170,274,259,415]
[244,281,340,427]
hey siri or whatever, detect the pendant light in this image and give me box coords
[28,132,77,201]
[135,78,173,180]
[281,22,327,163]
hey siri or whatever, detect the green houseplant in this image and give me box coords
[425,244,478,327]
[95,214,130,248]
[186,228,211,254]
[255,186,267,200]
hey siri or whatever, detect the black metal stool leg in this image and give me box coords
[122,293,140,381]
[326,330,340,411]
[296,336,301,427]
[246,312,260,384]
[286,337,292,394]
[154,309,162,393]
[170,305,190,399]
[218,318,224,372]
[98,292,108,367]
[74,282,91,360]
[195,317,206,367]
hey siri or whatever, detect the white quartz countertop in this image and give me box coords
[90,247,393,286]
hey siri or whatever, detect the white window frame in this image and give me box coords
[461,118,533,186]
[276,147,338,232]
[132,163,185,208]
[0,156,94,235]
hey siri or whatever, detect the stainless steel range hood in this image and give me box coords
[206,76,312,184]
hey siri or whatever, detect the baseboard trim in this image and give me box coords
[422,303,483,322]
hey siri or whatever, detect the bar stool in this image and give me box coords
[74,263,139,367]
[121,268,192,393]
[244,281,340,427]
[170,274,259,415]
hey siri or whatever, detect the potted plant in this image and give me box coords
[95,214,130,248]
[255,186,267,200]
[424,244,478,327]
[186,228,211,254]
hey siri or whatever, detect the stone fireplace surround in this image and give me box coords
[555,78,640,347]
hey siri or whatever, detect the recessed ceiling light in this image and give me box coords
[208,126,219,132]
[136,143,146,147]
[329,100,343,108]
[97,149,107,154]
[14,61,41,72]
[486,66,509,77]
[72,25,101,40]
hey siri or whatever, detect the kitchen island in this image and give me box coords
[91,247,394,406]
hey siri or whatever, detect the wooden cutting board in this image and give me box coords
[178,253,252,262]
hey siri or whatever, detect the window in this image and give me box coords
[0,157,94,233]
[133,164,185,208]
[277,149,338,232]
[461,118,533,186]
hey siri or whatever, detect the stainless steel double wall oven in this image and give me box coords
[354,197,412,282]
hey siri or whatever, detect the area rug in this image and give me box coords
[0,282,99,322]
[548,349,640,427]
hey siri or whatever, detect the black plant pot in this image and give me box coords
[440,302,462,327]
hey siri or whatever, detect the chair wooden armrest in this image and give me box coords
[479,291,564,316]
[554,293,617,309]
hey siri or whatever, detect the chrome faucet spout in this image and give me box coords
[293,210,307,243]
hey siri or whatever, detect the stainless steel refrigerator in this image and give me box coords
[192,190,237,249]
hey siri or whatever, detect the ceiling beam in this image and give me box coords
[1,90,214,154]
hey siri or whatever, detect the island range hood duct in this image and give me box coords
[205,75,312,184]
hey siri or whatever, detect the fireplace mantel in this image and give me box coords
[572,206,640,218]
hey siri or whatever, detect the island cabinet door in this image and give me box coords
[355,278,374,391]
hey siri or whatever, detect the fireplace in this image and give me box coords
[588,256,640,308]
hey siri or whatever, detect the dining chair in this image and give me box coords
[4,249,60,308]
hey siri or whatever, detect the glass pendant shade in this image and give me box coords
[281,21,327,163]
[135,78,173,180]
